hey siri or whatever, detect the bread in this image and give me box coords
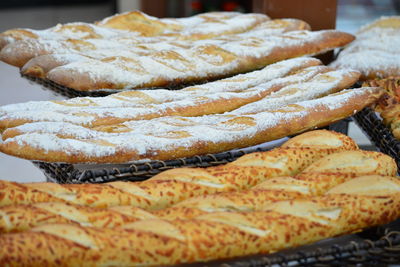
[18,18,309,79]
[0,56,360,134]
[330,16,400,80]
[0,131,397,232]
[0,175,399,266]
[0,86,384,163]
[31,30,355,91]
[0,11,271,50]
[0,57,325,131]
[0,10,353,92]
[156,150,396,220]
[1,147,394,233]
[0,130,359,209]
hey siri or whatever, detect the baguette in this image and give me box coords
[0,130,358,209]
[0,16,298,69]
[1,28,353,92]
[19,18,308,78]
[43,30,354,91]
[0,57,325,131]
[2,148,395,233]
[330,16,400,80]
[0,12,270,50]
[155,150,396,220]
[0,87,383,163]
[3,132,396,234]
[0,65,358,135]
[0,175,399,266]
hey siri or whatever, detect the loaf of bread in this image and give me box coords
[0,130,360,209]
[0,10,353,92]
[0,148,395,233]
[0,56,361,134]
[330,16,400,80]
[0,175,399,266]
[0,11,272,50]
[0,86,384,163]
[1,17,304,70]
[0,57,325,131]
[17,18,309,79]
[156,150,396,220]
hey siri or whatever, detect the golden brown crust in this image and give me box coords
[0,175,399,266]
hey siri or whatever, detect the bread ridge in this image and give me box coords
[0,175,399,266]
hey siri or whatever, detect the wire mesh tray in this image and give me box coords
[186,219,400,267]
[353,107,400,170]
[32,138,288,184]
[22,74,128,97]
[21,73,212,98]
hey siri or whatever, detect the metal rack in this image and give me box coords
[21,73,209,98]
[353,107,400,170]
[32,138,288,184]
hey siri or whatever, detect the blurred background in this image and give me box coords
[0,0,399,182]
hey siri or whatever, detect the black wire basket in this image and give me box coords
[353,107,400,170]
[21,73,212,98]
[22,74,124,97]
[32,138,288,184]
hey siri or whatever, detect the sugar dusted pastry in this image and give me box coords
[0,10,353,92]
[0,57,324,130]
[0,87,384,163]
[331,16,400,80]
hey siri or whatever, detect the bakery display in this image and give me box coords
[0,11,354,92]
[0,130,399,266]
[330,16,400,80]
[1,7,400,266]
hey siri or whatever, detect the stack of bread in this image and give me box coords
[0,11,354,92]
[331,16,400,80]
[0,130,399,265]
[0,57,383,163]
[331,17,400,139]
